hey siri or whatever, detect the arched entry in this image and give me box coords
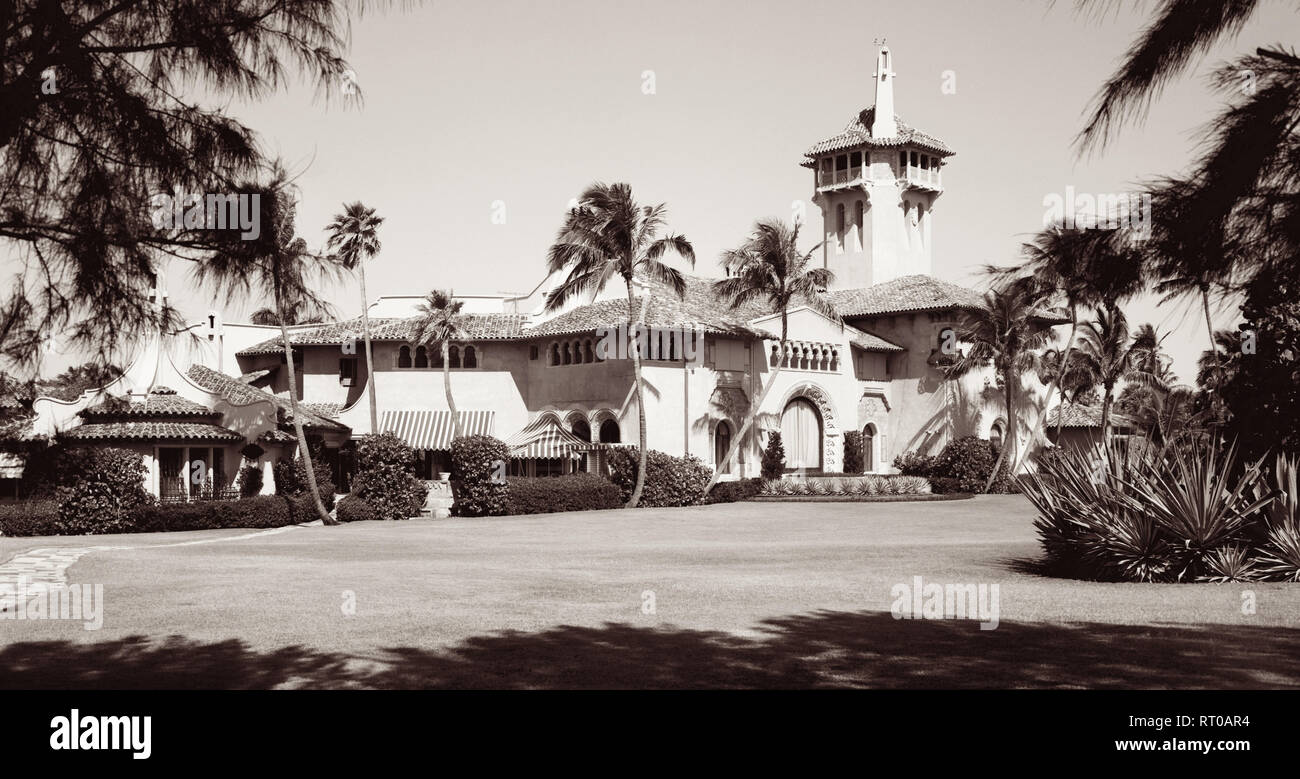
[714,421,732,474]
[781,398,823,471]
[862,423,876,472]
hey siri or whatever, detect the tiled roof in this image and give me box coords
[235,314,531,356]
[60,421,243,442]
[0,414,42,443]
[803,106,953,162]
[1045,404,1135,430]
[828,275,985,318]
[850,330,906,352]
[302,402,343,420]
[186,364,349,432]
[525,274,776,339]
[80,388,219,419]
[239,368,273,384]
[0,395,22,411]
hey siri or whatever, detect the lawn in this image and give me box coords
[1,495,1297,688]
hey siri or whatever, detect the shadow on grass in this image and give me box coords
[2,610,1297,689]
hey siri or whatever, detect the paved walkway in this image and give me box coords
[0,526,299,613]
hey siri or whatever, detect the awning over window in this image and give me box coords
[504,417,588,459]
[379,410,495,451]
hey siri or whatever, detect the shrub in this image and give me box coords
[706,478,764,504]
[0,500,61,536]
[132,495,297,532]
[54,447,152,535]
[761,432,786,480]
[273,453,335,511]
[893,451,936,478]
[1258,520,1300,582]
[351,433,428,520]
[606,448,711,507]
[842,431,864,475]
[505,473,622,515]
[336,494,380,523]
[930,436,1014,494]
[237,464,264,498]
[1199,546,1260,583]
[450,434,511,516]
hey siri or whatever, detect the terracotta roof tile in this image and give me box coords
[803,106,953,162]
[235,314,530,356]
[827,275,985,318]
[186,364,349,432]
[1045,404,1136,429]
[81,389,219,419]
[60,421,243,442]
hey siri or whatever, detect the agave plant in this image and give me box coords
[1198,546,1260,583]
[850,477,871,496]
[1258,521,1300,582]
[774,479,795,497]
[1124,440,1275,581]
[811,479,834,496]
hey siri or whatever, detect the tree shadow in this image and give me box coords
[2,610,1297,689]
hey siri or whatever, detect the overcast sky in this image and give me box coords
[18,0,1300,382]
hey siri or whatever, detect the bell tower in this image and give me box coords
[803,46,953,289]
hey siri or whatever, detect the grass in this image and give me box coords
[1,495,1297,688]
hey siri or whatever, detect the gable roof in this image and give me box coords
[235,314,531,357]
[186,364,349,432]
[80,388,219,419]
[803,106,953,163]
[827,275,985,318]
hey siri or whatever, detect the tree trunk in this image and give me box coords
[278,316,336,525]
[1101,383,1114,441]
[983,368,1014,494]
[444,340,464,439]
[1050,306,1078,441]
[359,263,379,434]
[703,314,787,496]
[1201,286,1216,355]
[626,283,648,508]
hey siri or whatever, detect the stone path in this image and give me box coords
[0,525,300,613]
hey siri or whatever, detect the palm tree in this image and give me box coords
[707,219,835,492]
[325,202,385,434]
[248,306,324,326]
[544,182,694,509]
[195,172,340,525]
[1075,0,1277,152]
[411,290,469,440]
[989,224,1146,439]
[1070,304,1163,440]
[950,279,1056,493]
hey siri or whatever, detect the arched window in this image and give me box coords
[463,345,477,368]
[835,203,845,240]
[990,422,1004,452]
[449,345,461,369]
[571,418,591,442]
[714,421,732,475]
[551,344,560,365]
[562,343,572,365]
[398,345,412,369]
[862,423,876,472]
[770,344,781,367]
[414,345,429,369]
[431,345,444,368]
[599,419,620,443]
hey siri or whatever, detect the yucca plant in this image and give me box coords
[850,477,871,496]
[1198,546,1260,583]
[811,479,834,496]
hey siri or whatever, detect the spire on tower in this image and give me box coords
[871,45,896,139]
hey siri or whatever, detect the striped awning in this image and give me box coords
[379,410,495,451]
[504,417,588,459]
[0,451,24,479]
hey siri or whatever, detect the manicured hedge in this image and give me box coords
[53,447,152,534]
[351,433,428,520]
[606,448,711,507]
[0,495,306,537]
[0,500,60,537]
[336,494,380,523]
[505,474,622,515]
[706,478,765,504]
[451,435,511,516]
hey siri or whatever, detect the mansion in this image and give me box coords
[1,47,1059,498]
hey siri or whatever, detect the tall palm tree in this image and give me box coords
[950,280,1056,493]
[989,225,1146,440]
[707,219,835,492]
[1070,304,1162,440]
[248,306,324,326]
[411,290,468,440]
[195,172,340,525]
[544,182,694,509]
[325,202,385,434]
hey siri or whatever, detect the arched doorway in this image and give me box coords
[714,421,732,475]
[781,398,822,471]
[862,423,876,472]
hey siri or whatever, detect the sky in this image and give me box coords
[18,0,1300,381]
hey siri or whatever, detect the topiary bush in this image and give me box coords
[350,432,428,520]
[336,494,380,523]
[761,432,786,480]
[706,478,765,504]
[505,473,622,515]
[842,430,864,475]
[606,448,711,507]
[450,434,510,516]
[54,447,152,535]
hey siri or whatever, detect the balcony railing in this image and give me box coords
[817,166,863,188]
[903,164,942,190]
